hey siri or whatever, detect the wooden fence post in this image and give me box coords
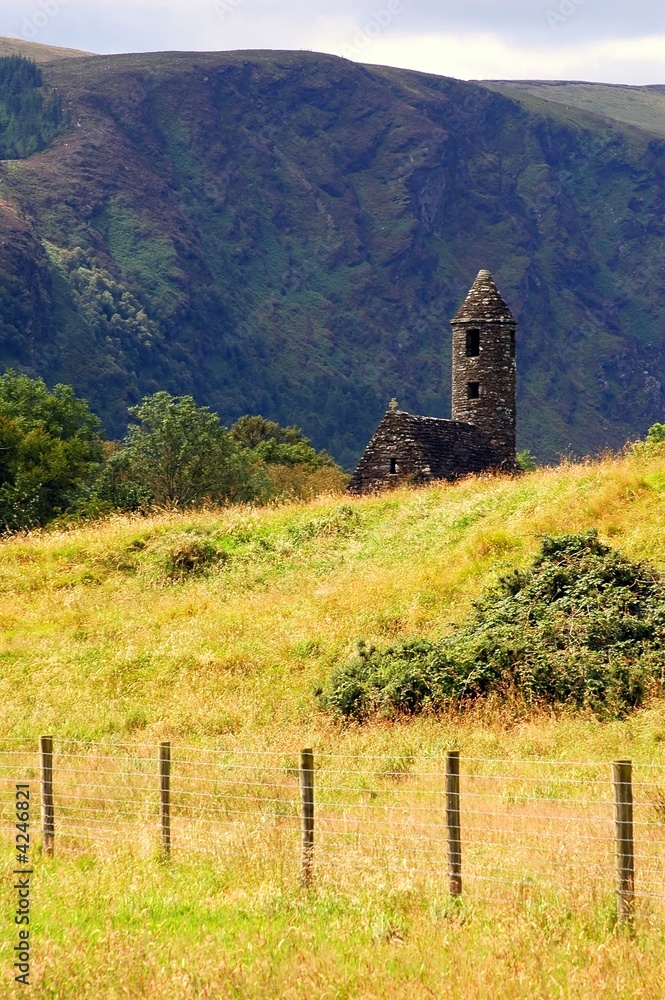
[446,751,462,897]
[300,749,314,887]
[159,742,171,856]
[40,736,55,857]
[612,760,634,923]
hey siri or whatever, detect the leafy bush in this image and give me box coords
[230,414,347,499]
[231,414,339,469]
[230,415,333,467]
[632,423,665,459]
[118,392,267,507]
[0,371,103,530]
[646,423,665,446]
[322,531,665,720]
[84,444,154,515]
[516,448,538,472]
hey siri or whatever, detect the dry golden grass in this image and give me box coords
[2,448,665,996]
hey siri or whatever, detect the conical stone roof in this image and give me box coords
[451,269,515,324]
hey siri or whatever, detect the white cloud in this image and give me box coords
[349,32,665,85]
[0,0,663,84]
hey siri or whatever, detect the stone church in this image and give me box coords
[347,270,517,494]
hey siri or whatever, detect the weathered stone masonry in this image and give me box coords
[347,270,517,494]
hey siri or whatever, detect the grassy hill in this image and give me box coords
[0,50,663,468]
[2,455,665,996]
[489,80,665,139]
[2,449,665,745]
[0,36,91,62]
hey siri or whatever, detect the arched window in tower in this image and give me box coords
[467,381,480,400]
[510,329,516,358]
[390,458,397,474]
[466,329,480,356]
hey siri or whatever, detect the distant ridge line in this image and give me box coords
[0,35,93,63]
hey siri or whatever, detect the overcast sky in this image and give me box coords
[3,0,664,85]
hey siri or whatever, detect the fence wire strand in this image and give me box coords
[2,741,665,915]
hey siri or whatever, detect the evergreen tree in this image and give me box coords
[0,55,67,159]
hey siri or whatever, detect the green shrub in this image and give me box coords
[230,414,346,499]
[0,371,103,531]
[118,392,267,507]
[516,449,538,472]
[646,423,665,446]
[230,415,335,468]
[322,531,665,720]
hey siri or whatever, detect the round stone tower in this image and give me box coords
[450,269,516,469]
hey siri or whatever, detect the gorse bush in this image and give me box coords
[322,531,665,720]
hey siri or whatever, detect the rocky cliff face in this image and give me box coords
[0,46,663,466]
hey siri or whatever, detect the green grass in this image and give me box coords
[490,82,665,139]
[2,449,665,744]
[3,843,665,999]
[3,451,665,996]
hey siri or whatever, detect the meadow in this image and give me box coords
[2,448,665,997]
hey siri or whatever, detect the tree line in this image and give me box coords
[0,55,67,160]
[0,371,347,532]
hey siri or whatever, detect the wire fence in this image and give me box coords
[2,738,665,919]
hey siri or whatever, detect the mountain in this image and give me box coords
[487,80,665,139]
[0,35,91,62]
[0,41,663,468]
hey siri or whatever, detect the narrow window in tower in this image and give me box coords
[466,329,480,356]
[467,382,480,400]
[390,458,397,474]
[510,329,516,358]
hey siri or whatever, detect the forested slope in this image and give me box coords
[0,43,663,467]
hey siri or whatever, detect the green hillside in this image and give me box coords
[2,448,665,744]
[0,50,664,467]
[489,80,665,138]
[2,456,665,996]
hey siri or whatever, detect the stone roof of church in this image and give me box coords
[451,269,515,325]
[387,412,497,477]
[346,409,502,493]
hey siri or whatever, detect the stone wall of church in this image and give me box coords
[451,319,516,469]
[346,410,503,494]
